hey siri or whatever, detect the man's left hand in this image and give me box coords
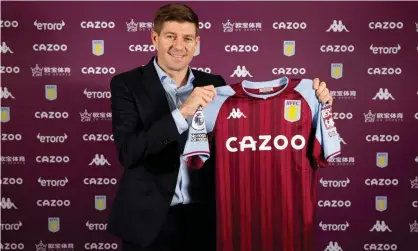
[313,78,333,105]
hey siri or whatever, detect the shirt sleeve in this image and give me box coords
[171,108,189,134]
[312,103,342,168]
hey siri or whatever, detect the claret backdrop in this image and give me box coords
[1,1,418,251]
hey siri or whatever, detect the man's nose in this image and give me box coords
[173,38,185,49]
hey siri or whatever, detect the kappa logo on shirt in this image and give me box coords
[227,108,246,119]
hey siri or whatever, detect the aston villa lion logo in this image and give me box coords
[48,217,60,233]
[284,100,301,122]
[375,196,387,212]
[331,63,343,79]
[45,85,57,101]
[376,152,388,168]
[92,40,104,56]
[283,41,295,57]
[1,107,10,123]
[95,195,106,211]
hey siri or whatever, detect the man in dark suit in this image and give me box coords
[107,3,333,251]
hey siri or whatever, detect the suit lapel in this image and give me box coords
[141,57,171,118]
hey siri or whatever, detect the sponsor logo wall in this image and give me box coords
[1,2,417,251]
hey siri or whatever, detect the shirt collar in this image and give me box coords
[153,57,195,87]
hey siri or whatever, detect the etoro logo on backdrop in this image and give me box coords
[37,133,68,143]
[0,221,23,231]
[370,44,401,54]
[35,241,74,251]
[34,20,65,31]
[319,222,349,232]
[38,177,68,187]
[84,88,111,99]
[320,178,350,188]
[1,156,25,165]
[31,64,71,77]
[1,87,16,99]
[329,90,356,100]
[326,20,349,32]
[222,19,262,32]
[80,109,112,122]
[86,221,108,231]
[1,41,13,54]
[364,110,403,123]
[369,21,403,30]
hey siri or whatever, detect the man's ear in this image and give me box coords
[151,30,159,48]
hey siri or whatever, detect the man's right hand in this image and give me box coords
[179,85,216,118]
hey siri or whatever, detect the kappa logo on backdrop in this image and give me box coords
[222,19,262,32]
[1,87,15,99]
[372,88,395,100]
[1,41,13,54]
[323,241,344,251]
[370,220,392,232]
[89,154,111,166]
[1,197,18,209]
[326,20,349,32]
[230,65,253,78]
